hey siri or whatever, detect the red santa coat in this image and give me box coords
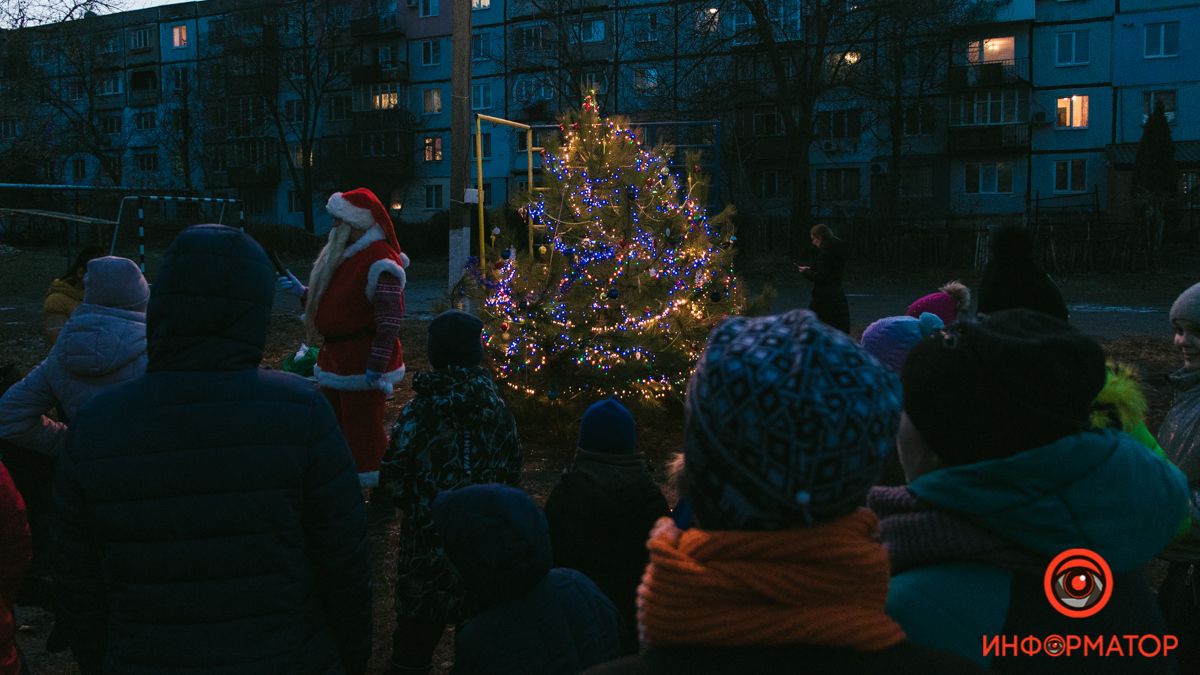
[313,227,406,391]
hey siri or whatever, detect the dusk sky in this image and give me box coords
[122,0,195,9]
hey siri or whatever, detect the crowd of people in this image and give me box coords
[0,201,1197,675]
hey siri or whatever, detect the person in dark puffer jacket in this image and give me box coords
[434,483,620,675]
[52,225,371,675]
[976,225,1068,321]
[588,310,984,675]
[544,399,668,653]
[871,309,1188,674]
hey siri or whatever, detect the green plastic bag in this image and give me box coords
[282,343,319,378]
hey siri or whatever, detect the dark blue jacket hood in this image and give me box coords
[147,224,276,372]
[433,484,552,606]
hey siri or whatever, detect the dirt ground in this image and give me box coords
[0,244,1189,674]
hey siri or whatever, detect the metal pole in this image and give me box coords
[477,115,485,260]
[527,128,534,258]
[136,197,146,273]
[450,0,472,287]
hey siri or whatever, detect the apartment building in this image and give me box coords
[1,0,1197,234]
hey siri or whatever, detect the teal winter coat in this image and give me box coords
[885,429,1189,673]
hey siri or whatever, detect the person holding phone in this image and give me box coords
[796,224,850,333]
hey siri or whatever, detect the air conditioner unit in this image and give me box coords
[870,162,888,175]
[821,140,836,152]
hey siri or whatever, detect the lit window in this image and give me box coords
[173,25,188,48]
[1055,96,1088,128]
[423,137,443,162]
[473,0,490,8]
[968,37,1014,63]
[1054,159,1086,193]
[373,86,399,110]
[423,89,442,114]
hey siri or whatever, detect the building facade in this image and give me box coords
[1,0,1197,236]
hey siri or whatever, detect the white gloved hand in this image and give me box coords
[276,270,306,298]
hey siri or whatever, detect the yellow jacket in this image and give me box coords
[43,277,84,345]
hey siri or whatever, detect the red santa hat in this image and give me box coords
[326,188,409,267]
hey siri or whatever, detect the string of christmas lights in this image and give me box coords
[470,94,744,403]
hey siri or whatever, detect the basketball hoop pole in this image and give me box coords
[475,114,540,260]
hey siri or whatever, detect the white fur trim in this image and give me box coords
[366,259,407,300]
[341,225,385,260]
[358,471,380,489]
[399,252,410,269]
[315,363,405,393]
[326,192,379,230]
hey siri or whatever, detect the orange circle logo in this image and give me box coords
[1044,548,1113,618]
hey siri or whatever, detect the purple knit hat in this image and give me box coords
[861,313,945,373]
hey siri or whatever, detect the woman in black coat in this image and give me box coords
[798,224,851,333]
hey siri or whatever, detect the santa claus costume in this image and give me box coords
[307,188,409,488]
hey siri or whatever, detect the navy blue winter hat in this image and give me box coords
[578,399,637,454]
[433,484,552,607]
[427,309,484,369]
[684,309,902,531]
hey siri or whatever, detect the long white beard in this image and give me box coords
[303,223,351,341]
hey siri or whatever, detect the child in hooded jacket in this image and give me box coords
[380,310,523,675]
[543,399,668,652]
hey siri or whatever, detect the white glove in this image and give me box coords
[276,270,306,298]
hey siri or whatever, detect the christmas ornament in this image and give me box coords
[538,245,547,255]
[607,288,620,299]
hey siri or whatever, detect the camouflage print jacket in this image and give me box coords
[381,366,523,623]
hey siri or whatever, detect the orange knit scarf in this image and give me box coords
[637,508,905,651]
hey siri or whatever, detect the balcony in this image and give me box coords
[228,164,280,186]
[128,88,160,106]
[947,58,1029,90]
[351,63,409,85]
[947,124,1029,154]
[351,13,404,37]
[351,108,412,133]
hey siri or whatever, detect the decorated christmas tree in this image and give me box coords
[474,95,744,405]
